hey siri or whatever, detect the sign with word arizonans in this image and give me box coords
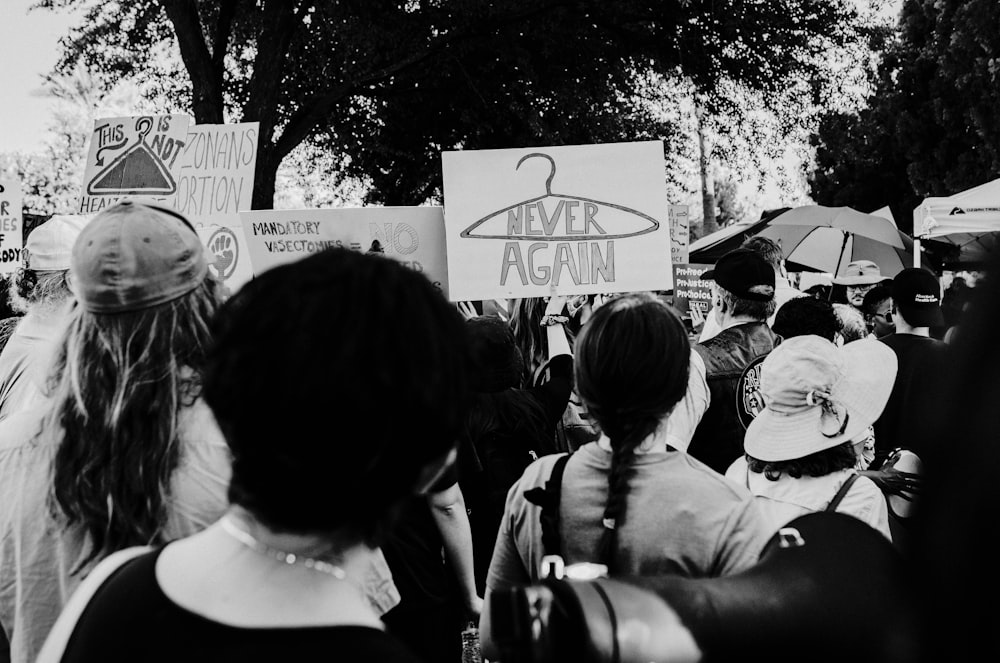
[0,179,23,276]
[240,207,449,297]
[168,122,259,293]
[671,263,713,318]
[79,114,191,214]
[441,140,672,301]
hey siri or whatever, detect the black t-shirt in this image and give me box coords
[873,333,952,467]
[59,547,422,663]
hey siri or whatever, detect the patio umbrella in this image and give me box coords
[757,206,916,278]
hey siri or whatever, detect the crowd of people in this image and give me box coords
[0,204,986,662]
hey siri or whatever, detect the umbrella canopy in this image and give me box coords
[758,206,930,278]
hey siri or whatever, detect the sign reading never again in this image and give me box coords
[441,140,673,301]
[240,207,450,298]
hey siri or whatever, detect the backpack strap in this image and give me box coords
[826,473,860,513]
[523,453,572,558]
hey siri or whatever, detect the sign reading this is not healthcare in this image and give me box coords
[168,122,259,292]
[0,179,23,276]
[441,140,672,301]
[240,207,449,297]
[79,114,191,214]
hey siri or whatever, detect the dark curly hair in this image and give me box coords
[203,248,469,544]
[746,442,858,481]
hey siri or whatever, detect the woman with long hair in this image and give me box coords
[481,292,771,658]
[0,202,231,663]
[37,247,469,662]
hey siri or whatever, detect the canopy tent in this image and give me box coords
[913,178,1000,268]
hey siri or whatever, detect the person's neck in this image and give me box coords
[718,313,760,330]
[597,427,670,455]
[894,319,929,337]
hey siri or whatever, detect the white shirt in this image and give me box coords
[664,349,711,452]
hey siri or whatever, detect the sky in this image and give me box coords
[0,0,80,153]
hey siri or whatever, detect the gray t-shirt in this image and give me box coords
[486,442,772,590]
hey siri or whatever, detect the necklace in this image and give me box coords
[219,514,347,580]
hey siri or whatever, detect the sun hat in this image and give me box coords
[703,249,775,301]
[832,260,883,286]
[23,214,89,271]
[744,335,897,462]
[466,316,524,393]
[891,267,944,328]
[70,201,208,314]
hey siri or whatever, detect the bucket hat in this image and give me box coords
[744,335,897,462]
[832,260,883,286]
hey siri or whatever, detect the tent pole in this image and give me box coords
[913,238,921,268]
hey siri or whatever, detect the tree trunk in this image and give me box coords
[696,101,717,237]
[252,148,279,209]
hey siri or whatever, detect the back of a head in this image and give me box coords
[860,284,891,317]
[832,303,868,343]
[741,236,783,272]
[574,293,689,443]
[467,315,524,393]
[204,248,468,542]
[11,214,88,312]
[772,296,838,342]
[50,201,218,567]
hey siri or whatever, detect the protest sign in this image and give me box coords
[671,263,713,318]
[441,140,672,301]
[79,114,191,214]
[0,179,23,276]
[240,207,449,297]
[169,122,259,293]
[669,204,690,264]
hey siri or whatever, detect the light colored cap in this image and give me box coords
[24,214,89,271]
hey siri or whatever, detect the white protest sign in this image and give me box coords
[441,140,672,301]
[168,122,259,294]
[0,179,23,276]
[79,114,191,215]
[669,204,690,264]
[240,207,449,297]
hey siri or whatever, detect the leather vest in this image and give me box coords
[689,322,779,474]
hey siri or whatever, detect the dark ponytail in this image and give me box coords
[574,293,690,572]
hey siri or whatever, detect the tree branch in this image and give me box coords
[272,0,576,161]
[211,0,240,78]
[160,0,224,122]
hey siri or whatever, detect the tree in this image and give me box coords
[810,0,1000,233]
[41,0,877,208]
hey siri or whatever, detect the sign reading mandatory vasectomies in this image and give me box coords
[441,140,672,302]
[240,207,449,298]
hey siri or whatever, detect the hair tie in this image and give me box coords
[602,518,616,530]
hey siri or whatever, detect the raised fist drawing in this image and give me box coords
[208,229,236,280]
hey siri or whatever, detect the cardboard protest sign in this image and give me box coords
[169,122,259,294]
[669,204,690,264]
[79,114,191,214]
[441,141,672,301]
[0,179,23,276]
[240,207,449,297]
[671,263,713,318]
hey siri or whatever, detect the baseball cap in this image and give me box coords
[703,249,775,301]
[891,268,943,328]
[832,260,883,286]
[24,215,89,271]
[70,201,208,314]
[744,335,898,462]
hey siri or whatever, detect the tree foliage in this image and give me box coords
[40,0,877,208]
[810,0,1000,233]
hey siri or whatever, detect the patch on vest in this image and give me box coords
[736,354,768,431]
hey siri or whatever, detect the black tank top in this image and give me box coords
[59,546,421,662]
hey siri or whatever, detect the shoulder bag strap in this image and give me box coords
[825,473,861,513]
[523,453,572,558]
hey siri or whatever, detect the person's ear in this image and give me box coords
[413,447,457,495]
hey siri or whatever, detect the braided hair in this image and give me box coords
[573,293,690,571]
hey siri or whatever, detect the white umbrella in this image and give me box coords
[758,206,914,278]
